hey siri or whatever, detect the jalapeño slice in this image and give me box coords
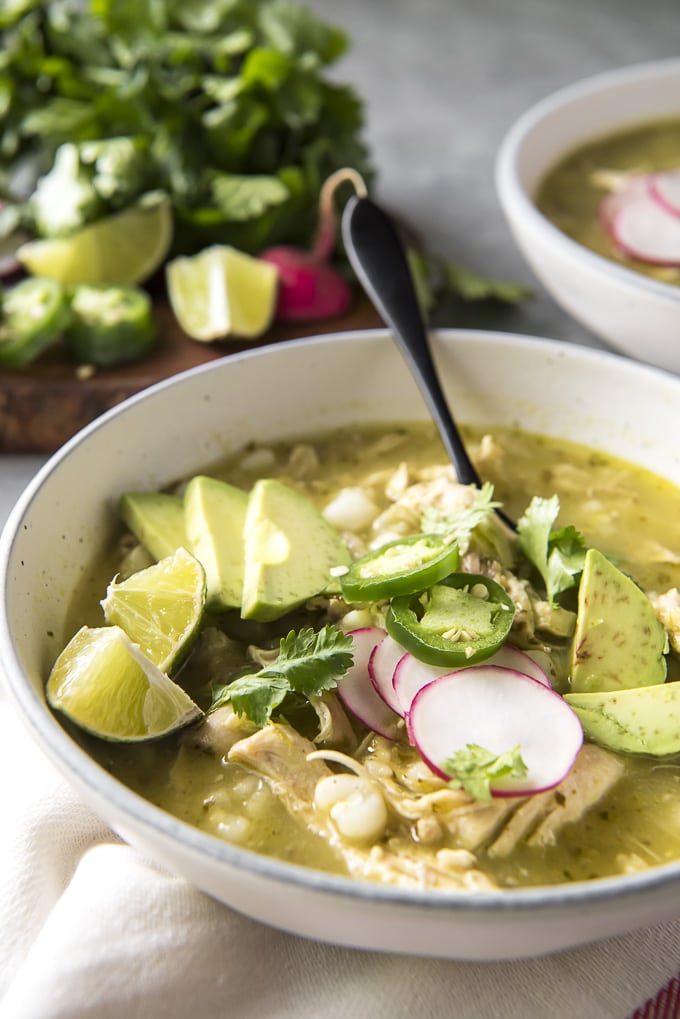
[0,277,71,368]
[339,533,459,602]
[64,284,156,366]
[386,573,515,667]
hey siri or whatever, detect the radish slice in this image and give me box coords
[488,645,551,687]
[368,635,406,715]
[394,644,552,726]
[611,192,680,265]
[598,173,680,265]
[393,654,450,719]
[336,628,401,740]
[409,665,583,796]
[598,174,650,233]
[649,170,680,219]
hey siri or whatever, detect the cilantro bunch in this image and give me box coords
[0,0,372,253]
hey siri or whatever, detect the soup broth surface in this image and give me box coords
[70,423,680,889]
[537,117,680,285]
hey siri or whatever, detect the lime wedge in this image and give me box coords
[46,625,202,742]
[166,244,278,341]
[17,194,173,286]
[100,547,206,674]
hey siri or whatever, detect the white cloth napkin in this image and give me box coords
[1,674,678,1019]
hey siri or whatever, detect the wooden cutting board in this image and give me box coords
[0,293,382,453]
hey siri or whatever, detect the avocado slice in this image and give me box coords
[565,683,680,756]
[570,548,667,693]
[184,475,248,611]
[241,479,351,621]
[119,492,186,561]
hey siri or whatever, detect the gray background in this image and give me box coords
[308,0,680,341]
[3,0,680,516]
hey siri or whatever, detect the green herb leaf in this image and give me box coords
[210,173,290,221]
[224,673,289,728]
[269,625,354,695]
[442,260,531,303]
[258,0,348,63]
[421,482,502,554]
[442,743,528,801]
[406,246,531,322]
[517,495,587,604]
[0,0,371,254]
[209,624,354,725]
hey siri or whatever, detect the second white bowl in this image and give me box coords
[496,59,680,373]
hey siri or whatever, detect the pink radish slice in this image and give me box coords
[487,645,551,687]
[336,628,401,739]
[369,635,407,715]
[393,654,451,720]
[409,665,583,796]
[648,170,680,219]
[598,174,651,232]
[395,644,551,727]
[611,195,680,265]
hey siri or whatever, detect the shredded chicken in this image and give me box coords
[186,704,258,758]
[309,691,358,752]
[285,443,320,479]
[228,723,496,890]
[488,744,624,856]
[372,469,474,540]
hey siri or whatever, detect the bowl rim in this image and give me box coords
[495,56,680,306]
[4,326,680,916]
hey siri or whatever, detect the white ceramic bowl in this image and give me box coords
[3,329,680,961]
[496,59,680,374]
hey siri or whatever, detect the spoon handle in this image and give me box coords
[341,195,482,488]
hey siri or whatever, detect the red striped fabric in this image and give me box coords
[630,975,680,1019]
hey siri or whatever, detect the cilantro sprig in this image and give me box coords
[407,248,531,321]
[443,743,528,802]
[517,495,587,605]
[421,482,502,553]
[210,624,353,727]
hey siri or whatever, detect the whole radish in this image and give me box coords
[260,167,367,321]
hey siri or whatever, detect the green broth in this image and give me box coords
[537,117,680,285]
[67,422,680,888]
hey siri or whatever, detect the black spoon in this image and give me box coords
[341,194,516,533]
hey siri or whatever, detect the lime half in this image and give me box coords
[46,625,201,742]
[166,244,278,341]
[17,194,173,286]
[101,547,206,674]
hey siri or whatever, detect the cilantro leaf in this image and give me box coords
[210,173,289,221]
[224,673,289,728]
[270,625,354,696]
[421,482,502,553]
[517,495,587,604]
[442,743,528,801]
[407,247,531,323]
[442,260,531,304]
[259,0,348,63]
[209,624,353,726]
